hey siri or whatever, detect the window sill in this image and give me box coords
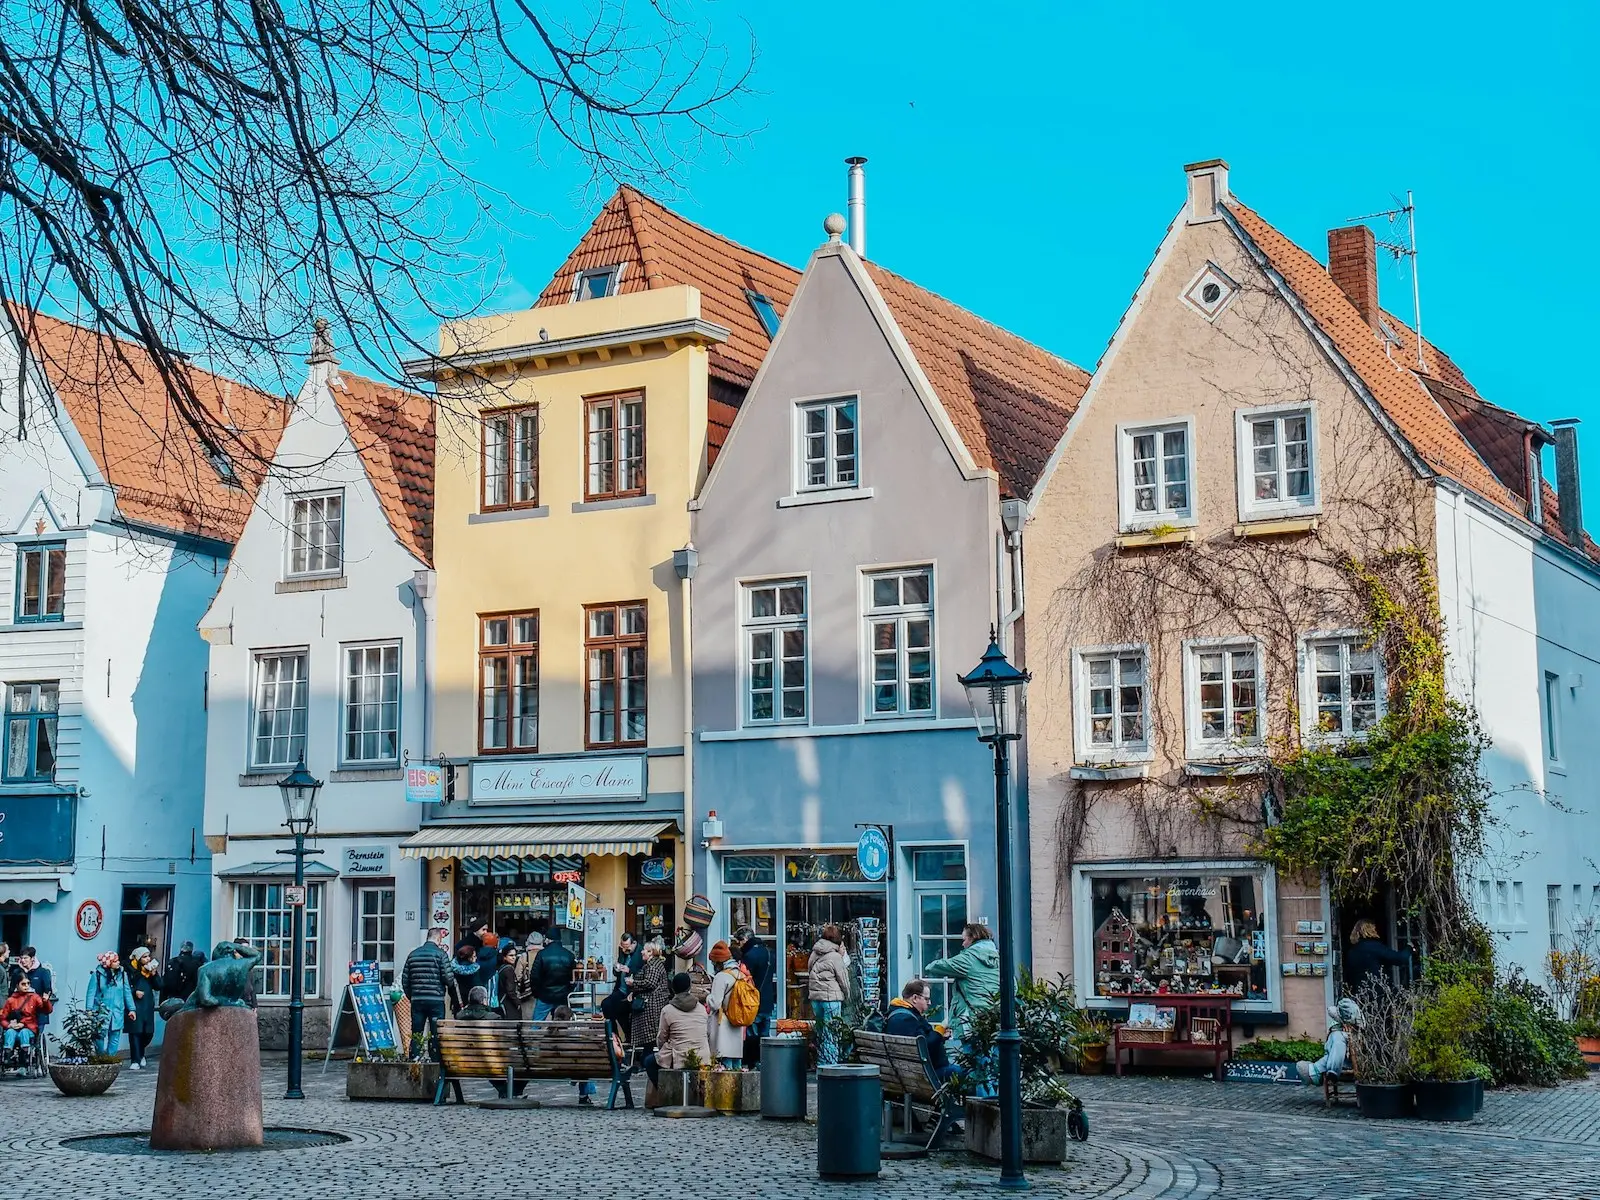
[469,506,549,524]
[0,621,82,633]
[1234,515,1320,538]
[1184,759,1267,778]
[0,781,71,794]
[572,494,655,514]
[276,576,347,594]
[238,772,288,787]
[776,487,874,509]
[701,717,977,742]
[329,767,404,782]
[1070,764,1149,781]
[1115,528,1197,549]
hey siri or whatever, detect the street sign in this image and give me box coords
[856,827,890,882]
[74,899,104,940]
[285,885,306,907]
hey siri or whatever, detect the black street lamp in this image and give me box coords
[276,756,323,1101]
[959,633,1031,1190]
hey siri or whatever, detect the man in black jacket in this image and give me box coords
[161,942,206,1004]
[529,933,576,1020]
[884,979,953,1078]
[733,926,776,1064]
[401,935,452,1056]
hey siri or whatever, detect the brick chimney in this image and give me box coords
[1328,226,1380,329]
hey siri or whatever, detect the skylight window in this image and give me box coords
[746,290,780,339]
[574,265,621,302]
[209,447,240,487]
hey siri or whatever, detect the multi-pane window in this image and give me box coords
[586,392,646,501]
[912,848,968,1023]
[342,644,401,765]
[1190,643,1261,747]
[1079,649,1147,754]
[3,682,58,783]
[482,406,539,511]
[744,580,807,724]
[586,602,647,746]
[1240,408,1315,515]
[866,568,934,717]
[233,882,321,998]
[574,265,620,301]
[1120,422,1191,526]
[797,398,858,490]
[287,491,343,577]
[252,652,308,768]
[479,613,538,753]
[357,886,397,984]
[1306,637,1380,737]
[14,543,65,622]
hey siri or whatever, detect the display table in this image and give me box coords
[1112,996,1233,1082]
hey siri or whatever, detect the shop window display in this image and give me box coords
[1088,872,1269,1003]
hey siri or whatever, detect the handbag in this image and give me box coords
[629,990,648,1015]
[673,929,703,961]
[682,894,716,930]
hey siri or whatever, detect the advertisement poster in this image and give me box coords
[565,882,584,931]
[430,889,453,943]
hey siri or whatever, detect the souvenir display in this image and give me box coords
[1090,874,1269,1001]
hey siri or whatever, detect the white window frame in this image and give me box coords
[355,884,397,984]
[741,577,810,727]
[1235,403,1321,521]
[233,881,322,999]
[794,395,860,493]
[1183,637,1267,761]
[573,264,622,301]
[905,843,970,1023]
[285,489,344,579]
[1116,418,1196,531]
[1543,670,1563,766]
[1071,644,1153,764]
[862,565,936,720]
[250,649,309,770]
[340,641,402,767]
[1297,632,1384,743]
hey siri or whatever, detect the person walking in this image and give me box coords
[1344,920,1412,996]
[448,942,480,1015]
[86,952,135,1059]
[161,941,206,1005]
[530,931,576,1020]
[401,935,452,1058]
[643,971,711,1085]
[807,925,851,1065]
[706,941,750,1070]
[495,945,522,1019]
[628,938,670,1056]
[125,947,162,1070]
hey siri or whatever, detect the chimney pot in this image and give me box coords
[1183,158,1230,223]
[845,156,867,257]
[1328,226,1381,329]
[1552,419,1584,545]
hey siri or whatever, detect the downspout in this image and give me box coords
[412,567,437,949]
[998,500,1030,973]
[673,546,699,918]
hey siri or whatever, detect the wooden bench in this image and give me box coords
[434,1018,632,1109]
[854,1030,954,1150]
[1112,998,1233,1082]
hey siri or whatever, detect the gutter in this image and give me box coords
[401,318,730,380]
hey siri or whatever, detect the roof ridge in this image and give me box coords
[616,184,800,280]
[619,187,666,290]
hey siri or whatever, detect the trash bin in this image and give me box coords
[761,1036,807,1120]
[816,1064,881,1180]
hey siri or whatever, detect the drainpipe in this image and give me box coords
[673,546,699,916]
[411,569,437,760]
[998,499,1031,973]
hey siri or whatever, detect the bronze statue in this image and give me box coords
[187,941,261,1009]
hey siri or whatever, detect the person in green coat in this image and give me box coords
[923,923,1000,1030]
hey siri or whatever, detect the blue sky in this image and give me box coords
[466,0,1600,494]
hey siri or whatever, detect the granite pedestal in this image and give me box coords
[150,1007,265,1151]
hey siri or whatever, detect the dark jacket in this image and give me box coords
[1,959,21,995]
[476,936,502,990]
[457,1003,499,1021]
[1345,935,1412,996]
[401,941,452,1005]
[738,938,776,1018]
[161,950,206,1002]
[885,998,950,1073]
[495,963,520,1018]
[629,958,670,1045]
[530,940,577,1007]
[127,963,162,1036]
[616,943,644,993]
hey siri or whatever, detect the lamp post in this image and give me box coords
[959,632,1031,1190]
[276,756,323,1101]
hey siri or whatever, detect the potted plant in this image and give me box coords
[1573,977,1600,1068]
[1073,1018,1112,1075]
[346,1035,441,1102]
[950,972,1086,1164]
[701,1063,761,1113]
[649,1049,704,1108]
[1546,917,1600,1067]
[1350,977,1417,1119]
[47,1002,121,1096]
[1408,981,1485,1123]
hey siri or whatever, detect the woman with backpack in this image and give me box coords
[706,940,752,1069]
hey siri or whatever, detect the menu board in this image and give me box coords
[858,916,882,1011]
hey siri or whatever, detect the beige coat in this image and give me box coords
[706,963,748,1060]
[655,994,712,1069]
[807,939,850,1003]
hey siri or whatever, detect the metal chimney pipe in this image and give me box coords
[1553,419,1583,544]
[845,156,867,257]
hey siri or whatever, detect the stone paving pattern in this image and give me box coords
[5,1060,1599,1199]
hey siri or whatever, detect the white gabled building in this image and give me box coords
[200,327,434,1048]
[0,309,283,1016]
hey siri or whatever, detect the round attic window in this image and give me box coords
[1201,282,1222,304]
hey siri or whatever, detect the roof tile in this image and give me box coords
[327,372,435,565]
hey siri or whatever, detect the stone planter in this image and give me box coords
[49,1062,121,1097]
[648,1069,703,1108]
[702,1069,761,1113]
[964,1099,1069,1165]
[1576,1036,1600,1069]
[346,1060,441,1102]
[1414,1079,1477,1123]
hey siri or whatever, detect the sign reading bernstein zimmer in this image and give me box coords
[469,755,645,804]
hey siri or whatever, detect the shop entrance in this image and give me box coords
[117,885,172,963]
[0,904,28,952]
[457,856,585,950]
[624,842,676,942]
[783,891,887,1019]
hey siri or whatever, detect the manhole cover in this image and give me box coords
[64,1128,350,1155]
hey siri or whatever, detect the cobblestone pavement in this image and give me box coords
[5,1060,1599,1200]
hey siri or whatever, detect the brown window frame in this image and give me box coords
[481,405,540,513]
[584,390,646,502]
[584,600,647,749]
[478,610,539,755]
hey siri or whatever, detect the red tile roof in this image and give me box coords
[11,308,287,543]
[864,263,1090,499]
[327,371,435,564]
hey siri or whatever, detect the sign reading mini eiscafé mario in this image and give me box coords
[469,755,644,804]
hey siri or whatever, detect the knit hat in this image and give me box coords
[130,947,151,963]
[709,940,732,965]
[97,952,120,970]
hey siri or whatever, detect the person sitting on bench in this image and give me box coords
[885,977,963,1135]
[1295,998,1362,1084]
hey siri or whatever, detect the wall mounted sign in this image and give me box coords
[855,827,890,883]
[285,885,306,907]
[551,870,583,884]
[565,882,585,931]
[429,889,453,939]
[74,899,104,940]
[640,856,674,884]
[343,846,391,876]
[405,764,443,804]
[470,756,644,804]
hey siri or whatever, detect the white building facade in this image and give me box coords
[200,339,434,1048]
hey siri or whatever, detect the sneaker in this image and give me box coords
[1294,1061,1313,1085]
[578,1095,594,1107]
[128,1063,141,1072]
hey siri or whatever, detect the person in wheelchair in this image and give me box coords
[1,976,51,1074]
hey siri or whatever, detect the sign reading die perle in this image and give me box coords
[469,755,645,804]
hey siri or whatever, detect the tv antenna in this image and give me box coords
[1348,190,1424,371]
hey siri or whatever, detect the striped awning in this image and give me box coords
[399,819,676,860]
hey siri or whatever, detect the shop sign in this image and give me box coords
[551,870,583,884]
[405,764,443,804]
[429,889,453,935]
[470,755,644,804]
[343,846,391,876]
[565,881,585,931]
[640,856,673,884]
[74,899,104,940]
[285,885,306,907]
[855,827,890,882]
[348,960,381,984]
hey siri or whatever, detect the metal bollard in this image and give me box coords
[760,1037,807,1120]
[816,1064,882,1180]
